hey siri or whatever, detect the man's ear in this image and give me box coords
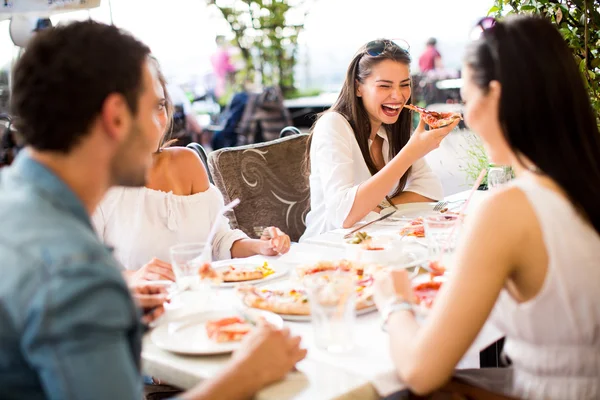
[100,93,131,143]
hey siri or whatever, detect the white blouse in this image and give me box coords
[92,185,248,271]
[301,112,443,240]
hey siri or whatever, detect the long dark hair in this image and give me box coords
[306,39,413,197]
[465,15,600,234]
[148,56,176,152]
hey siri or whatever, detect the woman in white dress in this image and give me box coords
[373,16,600,399]
[301,39,459,240]
[93,58,290,283]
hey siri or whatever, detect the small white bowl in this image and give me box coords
[344,234,404,266]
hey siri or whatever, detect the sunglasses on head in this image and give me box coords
[470,16,497,40]
[364,38,410,57]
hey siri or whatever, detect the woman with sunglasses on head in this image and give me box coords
[93,58,291,284]
[373,16,600,399]
[301,39,459,240]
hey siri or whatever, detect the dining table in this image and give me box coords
[142,189,504,399]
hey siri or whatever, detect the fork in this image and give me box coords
[433,199,466,212]
[433,200,448,212]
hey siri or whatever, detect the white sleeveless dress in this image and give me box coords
[92,185,247,270]
[484,178,600,399]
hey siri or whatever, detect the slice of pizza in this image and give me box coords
[403,104,462,129]
[296,260,363,278]
[399,217,425,238]
[413,281,443,308]
[237,285,311,316]
[198,263,221,282]
[221,262,275,282]
[205,316,252,343]
[428,260,447,277]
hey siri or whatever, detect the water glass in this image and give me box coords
[423,215,461,267]
[169,242,211,291]
[304,272,355,353]
[487,167,512,189]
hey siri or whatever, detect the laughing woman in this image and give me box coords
[373,16,600,399]
[301,39,458,239]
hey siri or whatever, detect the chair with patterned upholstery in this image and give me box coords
[207,134,310,242]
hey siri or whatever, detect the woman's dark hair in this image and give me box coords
[11,20,151,153]
[465,15,600,234]
[306,39,413,197]
[148,56,177,152]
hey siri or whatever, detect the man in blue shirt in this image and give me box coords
[0,20,305,400]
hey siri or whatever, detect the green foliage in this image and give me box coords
[459,133,493,188]
[206,0,313,95]
[488,0,600,128]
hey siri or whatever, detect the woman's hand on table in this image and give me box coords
[373,269,415,313]
[232,319,307,387]
[130,284,169,325]
[258,227,291,256]
[129,257,175,284]
[405,117,460,159]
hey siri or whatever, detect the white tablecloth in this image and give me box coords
[142,189,503,399]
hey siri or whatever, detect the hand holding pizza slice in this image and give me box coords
[404,104,463,129]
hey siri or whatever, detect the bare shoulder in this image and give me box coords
[468,185,537,241]
[162,147,210,193]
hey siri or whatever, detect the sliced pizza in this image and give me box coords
[399,217,425,238]
[221,262,275,282]
[237,286,311,315]
[428,260,447,277]
[403,104,462,129]
[296,260,365,278]
[295,260,363,279]
[198,262,221,282]
[236,278,376,317]
[413,281,443,309]
[205,316,252,343]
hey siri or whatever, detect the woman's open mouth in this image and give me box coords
[381,103,402,117]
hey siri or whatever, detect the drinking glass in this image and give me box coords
[487,167,512,189]
[169,242,212,292]
[304,272,355,353]
[423,215,461,268]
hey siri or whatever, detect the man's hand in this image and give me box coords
[130,284,169,325]
[232,320,306,387]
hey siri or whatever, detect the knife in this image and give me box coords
[343,211,396,239]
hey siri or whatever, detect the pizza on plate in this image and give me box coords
[295,260,363,278]
[199,261,275,283]
[403,104,462,129]
[413,281,443,309]
[221,262,275,282]
[399,217,425,238]
[236,267,377,317]
[205,316,252,343]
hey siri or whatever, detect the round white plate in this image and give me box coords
[375,202,438,225]
[150,309,283,355]
[210,259,290,288]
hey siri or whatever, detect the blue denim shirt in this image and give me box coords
[0,152,144,399]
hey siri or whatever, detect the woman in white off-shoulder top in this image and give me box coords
[372,16,600,399]
[301,39,459,240]
[93,58,290,284]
